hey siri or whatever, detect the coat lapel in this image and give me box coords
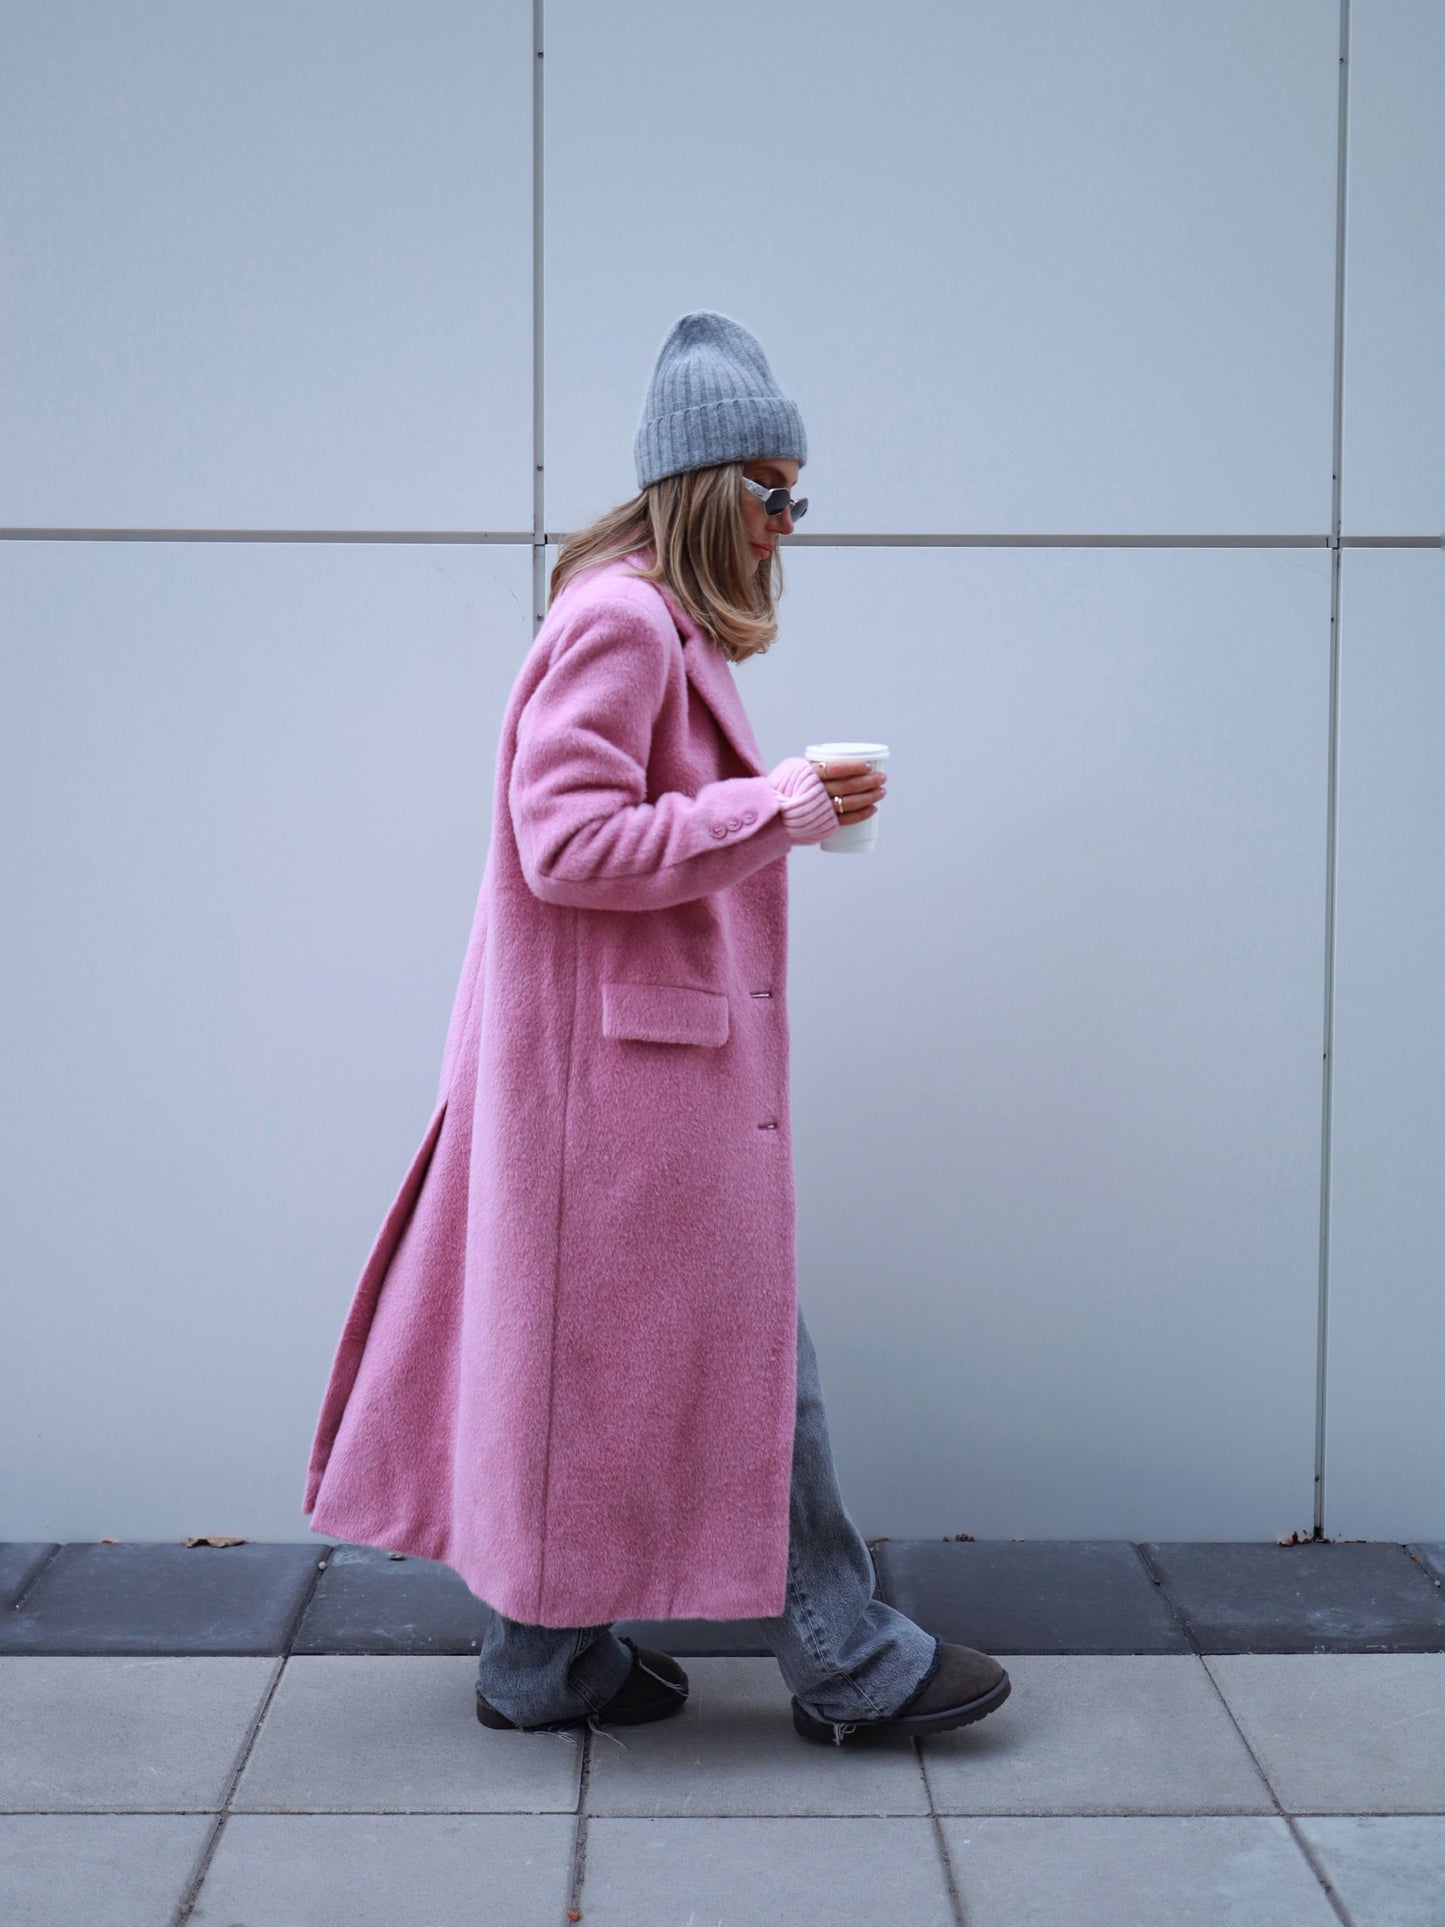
[645,567,767,779]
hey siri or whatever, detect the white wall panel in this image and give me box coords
[0,539,533,1539]
[1324,549,1445,1538]
[738,545,1332,1538]
[0,3,533,532]
[3,0,1437,1546]
[545,0,1338,538]
[1340,3,1445,535]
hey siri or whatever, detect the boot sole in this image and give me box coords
[475,1686,687,1732]
[476,1693,586,1732]
[791,1666,1012,1744]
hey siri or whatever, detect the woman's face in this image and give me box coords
[740,458,801,570]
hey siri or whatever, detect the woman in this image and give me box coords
[302,310,1011,1747]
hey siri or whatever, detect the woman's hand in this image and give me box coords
[810,757,888,821]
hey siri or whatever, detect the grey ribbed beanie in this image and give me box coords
[634,310,807,490]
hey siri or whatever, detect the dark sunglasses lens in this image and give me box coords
[766,488,807,519]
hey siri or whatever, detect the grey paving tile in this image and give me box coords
[938,1816,1341,1925]
[1205,1654,1445,1813]
[1410,1542,1445,1590]
[872,1538,1191,1653]
[0,1547,57,1612]
[292,1544,486,1654]
[578,1817,955,1925]
[0,1657,276,1811]
[586,1656,930,1817]
[0,1814,213,1927]
[922,1656,1272,1815]
[0,1542,323,1655]
[188,1813,574,1925]
[233,1655,582,1813]
[1142,1541,1445,1652]
[1297,1816,1445,1927]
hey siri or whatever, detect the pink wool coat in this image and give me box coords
[302,548,817,1624]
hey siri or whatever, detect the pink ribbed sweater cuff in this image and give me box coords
[766,755,839,845]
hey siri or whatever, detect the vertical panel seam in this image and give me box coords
[1314,0,1352,1538]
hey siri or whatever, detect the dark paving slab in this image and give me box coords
[292,1544,487,1654]
[1141,1541,1445,1652]
[0,1544,58,1610]
[615,1616,772,1656]
[9,1540,1443,1656]
[0,1542,323,1655]
[869,1538,1192,1654]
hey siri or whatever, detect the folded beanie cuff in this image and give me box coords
[636,395,807,490]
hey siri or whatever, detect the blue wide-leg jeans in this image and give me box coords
[474,1301,940,1737]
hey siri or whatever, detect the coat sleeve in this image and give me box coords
[509,593,798,911]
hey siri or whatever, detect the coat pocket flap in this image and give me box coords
[601,980,730,1047]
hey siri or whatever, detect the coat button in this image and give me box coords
[742,808,757,823]
[726,816,742,831]
[758,1118,779,1130]
[711,823,727,837]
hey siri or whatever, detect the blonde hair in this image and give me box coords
[547,463,786,664]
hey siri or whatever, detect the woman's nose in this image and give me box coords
[769,507,794,534]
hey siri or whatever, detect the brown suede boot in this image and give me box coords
[791,1637,1011,1746]
[476,1635,688,1732]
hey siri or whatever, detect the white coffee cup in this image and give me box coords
[803,741,891,853]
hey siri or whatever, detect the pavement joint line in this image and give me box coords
[169,1651,288,1926]
[0,1802,1415,1819]
[278,1548,333,1656]
[1194,1651,1357,1926]
[1280,1814,1360,1927]
[568,1722,595,1922]
[1130,1541,1206,1656]
[6,1545,62,1617]
[916,1739,970,1926]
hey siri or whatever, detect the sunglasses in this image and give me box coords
[740,475,808,520]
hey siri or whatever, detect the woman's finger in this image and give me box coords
[812,761,886,790]
[811,757,874,778]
